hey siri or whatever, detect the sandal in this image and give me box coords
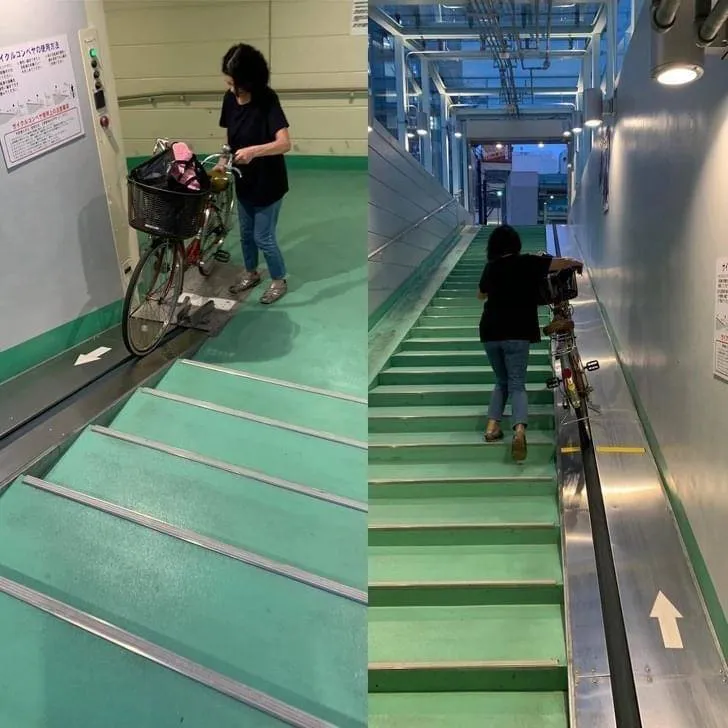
[260,280,287,305]
[229,273,261,295]
[484,428,504,442]
[512,430,528,462]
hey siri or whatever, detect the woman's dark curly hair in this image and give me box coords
[222,44,270,95]
[487,224,522,261]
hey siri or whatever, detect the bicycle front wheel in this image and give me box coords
[122,238,184,356]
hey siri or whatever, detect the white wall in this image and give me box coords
[0,1,122,368]
[571,5,728,618]
[369,122,470,318]
[103,0,366,157]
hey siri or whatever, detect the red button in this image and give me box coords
[100,115,109,128]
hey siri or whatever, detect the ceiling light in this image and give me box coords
[407,131,415,139]
[563,130,572,138]
[651,2,705,86]
[538,142,545,148]
[454,131,463,138]
[495,142,503,149]
[654,64,703,86]
[416,111,429,136]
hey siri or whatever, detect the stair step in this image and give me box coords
[369,604,567,692]
[369,542,563,606]
[369,383,552,407]
[159,361,367,441]
[399,337,486,351]
[368,692,568,728]
[378,365,553,386]
[110,390,366,503]
[369,460,557,484]
[0,480,364,725]
[368,431,555,465]
[0,589,283,728]
[391,350,550,367]
[368,404,554,433]
[410,326,551,344]
[48,428,366,590]
[369,477,557,499]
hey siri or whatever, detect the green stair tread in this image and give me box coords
[368,404,553,419]
[381,366,552,374]
[111,390,366,502]
[369,604,566,665]
[0,482,365,727]
[368,692,567,728]
[0,590,288,728]
[369,431,554,447]
[369,496,558,527]
[369,460,557,482]
[369,543,563,584]
[48,429,366,590]
[159,362,367,441]
[370,383,548,394]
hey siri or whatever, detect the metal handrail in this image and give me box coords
[368,198,459,261]
[119,87,366,106]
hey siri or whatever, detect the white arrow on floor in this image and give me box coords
[74,346,111,367]
[650,591,684,649]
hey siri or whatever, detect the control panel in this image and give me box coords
[78,25,138,287]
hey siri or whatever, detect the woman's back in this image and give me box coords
[479,253,552,343]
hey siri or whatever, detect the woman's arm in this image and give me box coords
[549,256,583,273]
[234,128,291,164]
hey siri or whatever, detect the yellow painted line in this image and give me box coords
[561,446,646,455]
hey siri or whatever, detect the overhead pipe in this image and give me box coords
[697,0,728,44]
[652,0,683,32]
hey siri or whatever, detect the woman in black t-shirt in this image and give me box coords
[217,44,291,304]
[478,225,582,461]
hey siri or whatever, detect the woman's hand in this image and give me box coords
[234,147,257,165]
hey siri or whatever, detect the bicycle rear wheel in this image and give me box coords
[122,237,184,356]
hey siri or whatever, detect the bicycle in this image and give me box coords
[122,139,241,357]
[541,267,600,417]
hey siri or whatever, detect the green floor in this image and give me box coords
[368,227,569,726]
[0,167,368,727]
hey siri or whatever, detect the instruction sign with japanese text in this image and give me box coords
[714,258,728,382]
[351,1,368,34]
[0,34,84,169]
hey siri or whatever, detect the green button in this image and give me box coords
[89,48,98,58]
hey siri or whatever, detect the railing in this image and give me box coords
[118,87,367,107]
[367,198,459,261]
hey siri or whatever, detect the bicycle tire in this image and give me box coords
[569,347,590,402]
[122,238,184,356]
[198,185,235,277]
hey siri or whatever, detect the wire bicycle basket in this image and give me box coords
[127,148,211,239]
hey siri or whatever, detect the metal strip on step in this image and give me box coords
[368,659,562,670]
[0,574,334,728]
[368,579,559,588]
[24,476,367,605]
[91,426,366,513]
[369,521,555,531]
[179,360,367,404]
[140,388,367,450]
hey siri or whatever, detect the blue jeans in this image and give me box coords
[484,340,531,428]
[236,198,286,280]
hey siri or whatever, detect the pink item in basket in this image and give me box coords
[170,141,200,191]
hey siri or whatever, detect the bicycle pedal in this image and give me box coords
[546,377,561,389]
[214,250,231,262]
[585,360,600,372]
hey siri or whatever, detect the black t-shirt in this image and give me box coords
[478,253,553,343]
[219,88,289,207]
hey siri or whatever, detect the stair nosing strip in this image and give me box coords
[368,659,563,670]
[369,522,558,531]
[368,477,554,485]
[139,388,367,450]
[368,579,560,588]
[91,426,367,513]
[0,573,334,728]
[179,360,367,404]
[23,476,367,605]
